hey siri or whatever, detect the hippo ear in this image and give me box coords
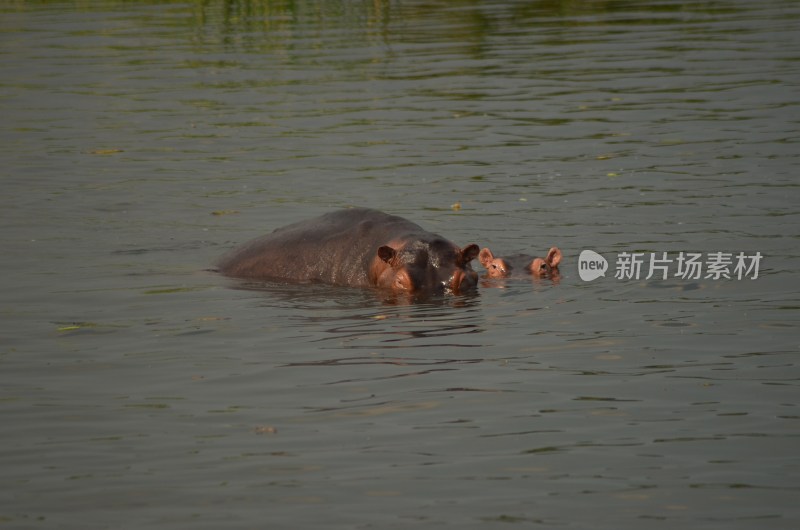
[461,244,480,265]
[478,247,495,268]
[377,245,396,264]
[545,247,562,268]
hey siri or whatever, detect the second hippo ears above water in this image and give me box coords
[478,247,508,275]
[544,247,562,268]
[478,246,563,278]
[529,247,563,276]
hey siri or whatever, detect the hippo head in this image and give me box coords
[373,239,480,295]
[527,247,563,278]
[479,247,512,279]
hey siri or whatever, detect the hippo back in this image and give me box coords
[217,208,429,287]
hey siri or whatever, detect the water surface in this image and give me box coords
[1,1,798,528]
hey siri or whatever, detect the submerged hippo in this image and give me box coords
[479,247,562,279]
[217,208,480,295]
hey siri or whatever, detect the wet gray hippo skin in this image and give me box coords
[479,247,562,279]
[218,208,480,295]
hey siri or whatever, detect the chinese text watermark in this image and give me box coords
[579,250,762,282]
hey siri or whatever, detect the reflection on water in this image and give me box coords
[228,278,487,349]
[284,355,485,387]
[304,311,484,348]
[230,276,483,308]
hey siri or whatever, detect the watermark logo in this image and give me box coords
[578,250,609,282]
[579,250,762,281]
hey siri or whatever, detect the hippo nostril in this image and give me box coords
[442,278,460,294]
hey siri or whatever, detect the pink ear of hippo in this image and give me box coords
[545,247,562,268]
[478,247,496,268]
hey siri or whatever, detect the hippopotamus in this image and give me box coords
[478,247,563,279]
[217,208,480,295]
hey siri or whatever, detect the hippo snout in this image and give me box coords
[450,269,478,294]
